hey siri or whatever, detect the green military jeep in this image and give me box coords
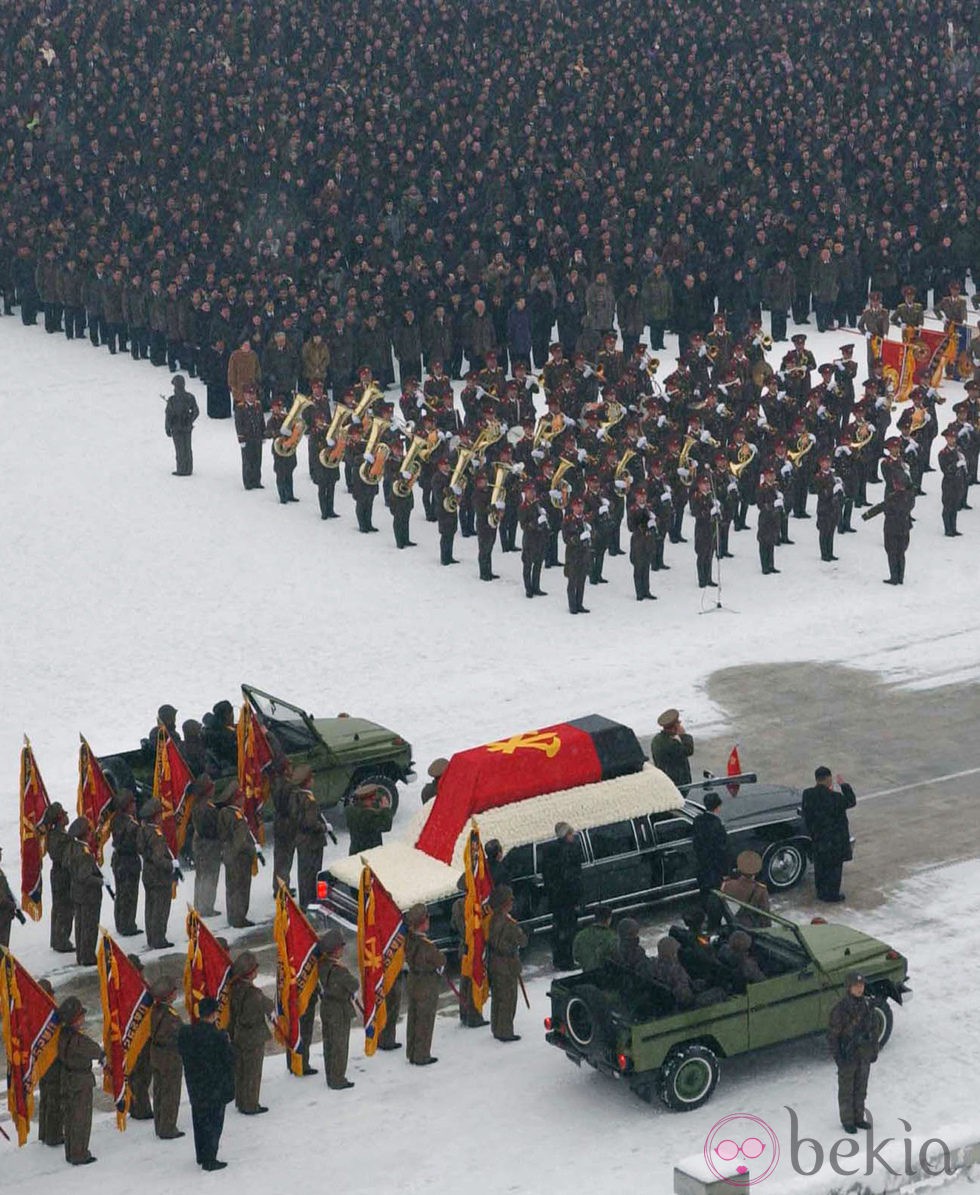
[545,895,910,1111]
[99,684,415,814]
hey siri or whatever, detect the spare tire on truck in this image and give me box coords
[563,984,615,1059]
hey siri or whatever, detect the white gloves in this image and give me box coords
[581,529,591,542]
[494,500,506,511]
[636,435,648,449]
[774,495,784,509]
[451,483,462,496]
[614,478,627,490]
[538,512,549,526]
[599,499,610,514]
[549,489,562,501]
[700,429,712,443]
[711,501,721,517]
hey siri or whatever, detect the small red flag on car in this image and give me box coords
[726,744,742,797]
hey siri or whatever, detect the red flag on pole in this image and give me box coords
[0,948,61,1146]
[236,695,273,845]
[78,734,114,863]
[153,722,195,856]
[273,885,321,1073]
[726,744,742,797]
[97,931,153,1131]
[357,865,405,1056]
[184,908,232,1028]
[19,737,51,921]
[461,822,492,1015]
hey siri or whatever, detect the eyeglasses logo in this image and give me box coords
[704,1114,780,1187]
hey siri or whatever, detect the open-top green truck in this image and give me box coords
[545,894,910,1111]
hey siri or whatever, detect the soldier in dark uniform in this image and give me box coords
[404,903,445,1065]
[266,398,300,504]
[801,767,856,902]
[690,473,719,589]
[139,799,175,949]
[0,845,22,946]
[348,424,379,532]
[756,465,783,574]
[519,480,549,598]
[828,972,879,1134]
[109,790,141,937]
[219,788,256,928]
[164,375,199,477]
[881,472,915,585]
[541,822,582,970]
[67,817,103,966]
[270,763,299,894]
[234,385,265,490]
[187,777,220,917]
[450,876,488,1028]
[126,954,153,1120]
[857,292,891,373]
[149,977,185,1139]
[691,792,729,907]
[42,803,75,952]
[294,770,329,908]
[627,484,658,601]
[938,425,967,536]
[562,494,592,614]
[650,709,695,787]
[814,454,843,562]
[487,885,527,1042]
[432,454,460,564]
[317,928,358,1089]
[56,996,102,1165]
[37,978,64,1146]
[228,951,273,1113]
[472,470,501,581]
[584,473,613,585]
[310,409,340,519]
[346,784,394,855]
[177,995,235,1170]
[387,440,417,549]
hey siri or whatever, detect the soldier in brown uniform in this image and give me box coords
[67,817,104,966]
[0,845,21,946]
[109,789,141,936]
[127,954,153,1120]
[219,788,257,928]
[228,951,273,1114]
[828,972,879,1133]
[293,767,329,908]
[191,776,223,917]
[42,803,75,952]
[37,979,64,1146]
[450,875,488,1028]
[149,976,185,1139]
[720,850,771,928]
[317,928,358,1089]
[270,762,299,894]
[139,798,176,949]
[404,903,445,1065]
[857,292,890,373]
[487,884,527,1042]
[57,996,103,1165]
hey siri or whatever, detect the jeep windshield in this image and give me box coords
[242,685,319,752]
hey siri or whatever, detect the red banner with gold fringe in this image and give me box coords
[358,865,405,1056]
[273,885,320,1073]
[97,931,153,1131]
[77,735,114,863]
[19,738,51,921]
[0,948,60,1146]
[461,822,492,1014]
[237,697,273,845]
[153,722,195,855]
[184,908,232,1028]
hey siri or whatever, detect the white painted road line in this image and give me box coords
[861,766,980,802]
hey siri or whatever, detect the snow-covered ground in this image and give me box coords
[1,312,979,1191]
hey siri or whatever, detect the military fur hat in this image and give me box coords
[58,996,86,1023]
[112,788,135,812]
[319,928,344,952]
[40,801,66,826]
[231,951,258,979]
[488,884,513,911]
[656,936,681,960]
[729,930,752,952]
[158,704,178,723]
[292,763,314,786]
[846,971,866,987]
[736,849,763,877]
[555,821,574,839]
[67,816,91,839]
[150,976,177,1001]
[427,757,449,779]
[140,797,162,820]
[617,918,640,940]
[405,903,429,929]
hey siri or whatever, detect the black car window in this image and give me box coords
[504,844,533,880]
[654,817,691,846]
[589,820,637,861]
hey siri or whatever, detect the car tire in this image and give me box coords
[657,1044,720,1112]
[761,841,806,891]
[869,996,893,1050]
[351,773,399,815]
[564,985,613,1056]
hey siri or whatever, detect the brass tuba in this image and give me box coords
[393,433,437,498]
[549,458,576,509]
[319,403,353,469]
[532,410,565,449]
[358,416,392,485]
[489,462,514,528]
[614,449,636,498]
[273,393,314,457]
[470,419,503,461]
[443,447,475,512]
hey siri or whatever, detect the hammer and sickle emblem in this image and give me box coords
[363,936,382,971]
[486,731,562,758]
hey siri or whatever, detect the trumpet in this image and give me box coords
[549,458,576,509]
[273,392,314,457]
[319,403,354,469]
[443,447,476,512]
[358,416,392,485]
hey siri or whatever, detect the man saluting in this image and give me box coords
[801,766,856,902]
